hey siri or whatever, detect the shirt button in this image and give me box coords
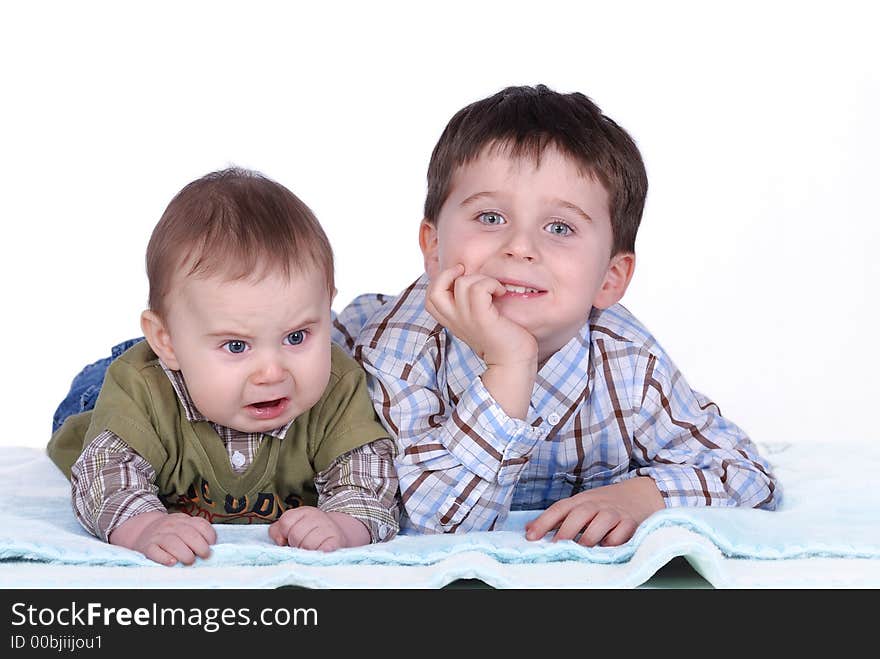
[378,524,391,540]
[231,451,246,468]
[548,413,561,425]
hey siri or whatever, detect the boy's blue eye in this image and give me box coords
[285,331,305,346]
[546,221,573,237]
[478,212,506,226]
[225,340,247,354]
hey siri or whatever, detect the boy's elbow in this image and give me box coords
[747,475,782,511]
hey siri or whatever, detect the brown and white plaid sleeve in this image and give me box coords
[70,430,166,541]
[314,438,400,542]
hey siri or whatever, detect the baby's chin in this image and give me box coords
[227,412,298,434]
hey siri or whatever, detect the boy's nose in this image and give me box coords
[503,229,537,261]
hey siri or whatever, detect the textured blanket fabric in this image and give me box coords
[0,441,877,588]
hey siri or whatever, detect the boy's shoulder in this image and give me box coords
[328,341,370,381]
[346,274,441,363]
[588,303,660,352]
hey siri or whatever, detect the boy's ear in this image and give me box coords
[418,219,440,279]
[593,253,636,310]
[140,310,180,370]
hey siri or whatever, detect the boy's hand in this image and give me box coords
[524,477,665,547]
[425,264,538,369]
[109,510,216,566]
[269,507,370,551]
[426,264,538,419]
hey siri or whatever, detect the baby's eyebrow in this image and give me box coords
[206,330,254,339]
[204,316,322,339]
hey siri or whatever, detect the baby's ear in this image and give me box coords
[140,310,180,370]
[418,219,440,279]
[594,253,635,309]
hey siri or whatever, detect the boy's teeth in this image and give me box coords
[503,284,538,294]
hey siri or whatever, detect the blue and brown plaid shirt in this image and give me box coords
[332,273,781,534]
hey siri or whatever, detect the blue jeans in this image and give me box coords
[52,337,145,433]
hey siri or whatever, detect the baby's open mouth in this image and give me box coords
[251,398,284,409]
[246,397,289,420]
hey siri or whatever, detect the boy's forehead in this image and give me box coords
[448,143,605,203]
[454,143,594,185]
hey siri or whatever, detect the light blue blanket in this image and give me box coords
[1,441,877,588]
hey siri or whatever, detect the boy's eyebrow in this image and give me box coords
[458,191,499,208]
[460,192,594,224]
[555,199,594,224]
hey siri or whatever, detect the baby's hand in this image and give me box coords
[110,511,216,566]
[524,477,665,547]
[269,507,365,552]
[425,264,538,368]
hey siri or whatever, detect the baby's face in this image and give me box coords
[423,145,620,360]
[160,267,333,433]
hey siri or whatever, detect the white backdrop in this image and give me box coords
[1,1,877,450]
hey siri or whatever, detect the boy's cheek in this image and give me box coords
[424,257,441,280]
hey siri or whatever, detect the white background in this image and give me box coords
[1,1,877,450]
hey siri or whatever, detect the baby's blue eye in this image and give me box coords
[478,212,505,226]
[285,331,305,346]
[225,340,247,354]
[546,221,572,237]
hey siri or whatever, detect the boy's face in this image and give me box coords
[146,267,333,434]
[420,145,633,360]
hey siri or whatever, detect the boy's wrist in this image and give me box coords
[481,361,537,420]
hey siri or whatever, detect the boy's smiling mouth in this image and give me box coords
[498,279,546,298]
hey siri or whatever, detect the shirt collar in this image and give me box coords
[158,361,292,440]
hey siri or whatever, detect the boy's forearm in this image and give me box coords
[480,362,537,420]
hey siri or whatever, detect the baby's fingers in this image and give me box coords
[298,526,341,552]
[269,508,306,546]
[176,524,213,560]
[151,535,197,566]
[188,516,217,545]
[142,544,179,567]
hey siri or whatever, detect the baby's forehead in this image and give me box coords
[180,261,319,288]
[165,259,330,307]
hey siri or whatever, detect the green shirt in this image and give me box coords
[48,340,390,524]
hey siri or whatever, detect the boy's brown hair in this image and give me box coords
[146,167,334,318]
[424,84,648,255]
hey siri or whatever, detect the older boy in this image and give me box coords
[48,168,399,566]
[334,84,780,546]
